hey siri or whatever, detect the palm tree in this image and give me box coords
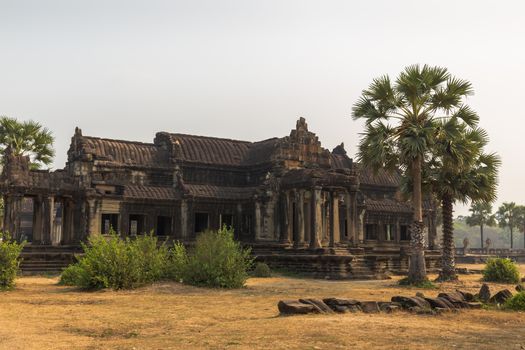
[496,202,519,249]
[429,121,499,281]
[0,116,55,169]
[352,64,478,284]
[466,202,496,249]
[516,205,525,248]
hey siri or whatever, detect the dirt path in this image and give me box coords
[1,272,524,349]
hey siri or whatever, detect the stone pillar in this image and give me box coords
[87,199,99,238]
[329,191,335,248]
[61,199,74,245]
[3,194,23,240]
[309,187,322,249]
[333,192,341,244]
[42,196,55,245]
[180,199,189,240]
[32,196,44,244]
[293,190,305,248]
[304,193,311,244]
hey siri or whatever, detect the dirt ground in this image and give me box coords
[1,265,525,350]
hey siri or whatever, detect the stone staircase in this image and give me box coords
[19,245,82,275]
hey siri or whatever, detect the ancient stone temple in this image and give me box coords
[0,118,440,277]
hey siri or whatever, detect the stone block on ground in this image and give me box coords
[516,285,524,292]
[467,302,483,309]
[360,301,380,313]
[391,296,431,310]
[489,289,513,305]
[424,297,452,309]
[437,291,465,303]
[299,298,334,313]
[278,300,318,315]
[379,303,400,313]
[479,283,491,303]
[456,290,475,302]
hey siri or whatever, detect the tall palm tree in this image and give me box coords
[497,202,519,249]
[0,116,55,169]
[516,205,525,248]
[429,121,499,281]
[352,64,478,284]
[466,202,496,249]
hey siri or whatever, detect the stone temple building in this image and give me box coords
[0,118,439,277]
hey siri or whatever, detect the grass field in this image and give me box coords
[1,266,525,349]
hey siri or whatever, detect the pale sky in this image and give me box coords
[1,0,524,216]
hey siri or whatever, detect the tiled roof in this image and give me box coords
[82,136,164,166]
[365,198,412,213]
[357,165,401,187]
[168,133,279,166]
[186,184,256,200]
[123,185,178,200]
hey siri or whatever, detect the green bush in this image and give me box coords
[0,232,25,290]
[60,231,169,290]
[505,292,525,311]
[482,258,520,284]
[166,241,188,281]
[253,262,271,277]
[180,227,254,288]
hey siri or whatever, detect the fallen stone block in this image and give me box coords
[278,300,318,315]
[424,297,452,309]
[467,302,483,309]
[391,296,431,310]
[360,301,380,313]
[323,298,360,307]
[479,283,491,303]
[516,285,524,292]
[299,298,334,314]
[380,303,400,313]
[456,290,475,302]
[438,292,465,304]
[489,289,513,305]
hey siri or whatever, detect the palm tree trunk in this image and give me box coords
[438,194,457,281]
[480,223,484,250]
[510,226,513,249]
[408,155,427,283]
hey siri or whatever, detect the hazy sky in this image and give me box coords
[1,0,524,215]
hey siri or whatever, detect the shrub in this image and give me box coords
[60,231,169,290]
[253,262,271,277]
[180,227,254,288]
[482,258,520,284]
[0,232,25,290]
[166,241,188,281]
[58,264,86,286]
[505,292,525,310]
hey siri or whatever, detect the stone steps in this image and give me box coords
[19,245,80,274]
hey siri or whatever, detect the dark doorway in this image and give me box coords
[194,213,209,233]
[101,213,119,234]
[220,213,234,229]
[129,214,145,235]
[156,216,172,235]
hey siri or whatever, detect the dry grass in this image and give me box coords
[1,266,525,349]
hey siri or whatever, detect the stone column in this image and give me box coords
[180,199,189,240]
[329,191,335,248]
[32,196,44,244]
[3,194,23,240]
[293,190,305,248]
[333,192,341,244]
[304,193,311,244]
[309,187,322,249]
[42,195,55,245]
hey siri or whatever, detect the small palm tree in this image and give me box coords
[497,202,519,249]
[429,121,499,281]
[0,116,55,169]
[516,205,525,248]
[353,64,478,284]
[466,202,496,249]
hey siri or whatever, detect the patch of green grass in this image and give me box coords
[398,277,438,289]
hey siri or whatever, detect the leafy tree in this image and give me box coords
[429,121,499,281]
[352,64,478,284]
[466,202,496,249]
[515,205,525,248]
[0,116,55,169]
[496,202,520,249]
